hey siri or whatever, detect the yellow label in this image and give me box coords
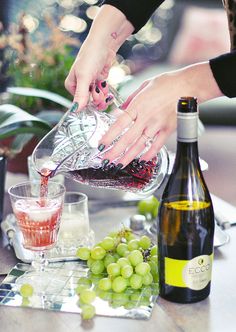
[165,200,210,211]
[165,254,213,290]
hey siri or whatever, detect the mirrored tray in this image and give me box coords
[0,261,158,320]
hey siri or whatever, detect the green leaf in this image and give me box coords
[0,104,51,139]
[10,133,34,154]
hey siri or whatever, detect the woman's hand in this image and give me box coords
[65,39,116,110]
[98,62,223,167]
[64,4,134,110]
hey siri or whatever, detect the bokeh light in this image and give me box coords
[86,6,100,20]
[59,15,87,33]
[22,15,39,33]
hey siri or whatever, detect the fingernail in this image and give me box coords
[101,81,107,88]
[95,86,100,93]
[89,84,93,92]
[98,144,105,152]
[116,163,123,170]
[70,102,78,113]
[105,95,113,103]
[102,159,110,167]
[111,163,123,175]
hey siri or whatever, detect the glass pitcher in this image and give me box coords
[32,87,169,198]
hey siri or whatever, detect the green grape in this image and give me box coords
[76,247,91,260]
[19,284,34,298]
[128,250,143,267]
[150,245,158,256]
[80,289,96,304]
[137,195,159,218]
[90,246,106,260]
[96,289,113,301]
[121,265,133,279]
[100,236,115,251]
[103,253,116,268]
[113,253,120,262]
[90,260,105,275]
[127,239,139,251]
[139,296,151,307]
[148,261,159,283]
[130,290,141,303]
[124,302,136,310]
[98,277,112,291]
[90,273,104,285]
[109,231,118,238]
[142,286,152,297]
[142,272,153,286]
[150,255,158,264]
[117,257,131,268]
[81,304,96,320]
[116,243,129,257]
[87,257,95,268]
[112,293,129,306]
[139,235,151,250]
[130,274,143,289]
[126,233,136,242]
[112,276,128,293]
[107,263,120,277]
[76,277,92,294]
[135,262,151,276]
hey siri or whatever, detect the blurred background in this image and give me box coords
[0,0,236,204]
[0,0,233,115]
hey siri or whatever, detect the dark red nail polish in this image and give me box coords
[101,81,106,88]
[95,86,100,93]
[105,95,113,103]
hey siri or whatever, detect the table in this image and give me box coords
[1,126,236,332]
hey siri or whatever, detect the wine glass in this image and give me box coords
[8,181,65,293]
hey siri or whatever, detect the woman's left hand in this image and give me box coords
[98,73,179,167]
[98,61,223,167]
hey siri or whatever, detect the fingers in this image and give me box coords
[140,129,172,161]
[101,121,144,162]
[65,69,91,110]
[98,109,138,149]
[65,69,113,111]
[107,127,159,167]
[91,82,114,110]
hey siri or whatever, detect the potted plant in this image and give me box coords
[0,12,80,173]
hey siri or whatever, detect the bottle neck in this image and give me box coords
[177,111,198,143]
[175,110,200,167]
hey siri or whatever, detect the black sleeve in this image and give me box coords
[102,0,165,33]
[209,51,236,98]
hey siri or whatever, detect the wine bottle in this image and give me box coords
[158,97,215,303]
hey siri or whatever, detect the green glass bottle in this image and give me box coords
[158,97,215,303]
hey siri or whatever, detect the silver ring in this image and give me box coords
[142,133,154,148]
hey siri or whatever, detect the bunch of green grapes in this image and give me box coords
[76,228,159,318]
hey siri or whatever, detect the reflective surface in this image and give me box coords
[0,262,158,320]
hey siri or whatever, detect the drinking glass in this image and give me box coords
[8,181,65,291]
[57,192,93,254]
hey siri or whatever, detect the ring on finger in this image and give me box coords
[141,132,155,148]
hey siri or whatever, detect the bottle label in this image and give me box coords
[165,254,213,290]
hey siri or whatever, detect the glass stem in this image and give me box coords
[32,251,49,272]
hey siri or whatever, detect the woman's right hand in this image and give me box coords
[65,38,116,110]
[64,4,134,110]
